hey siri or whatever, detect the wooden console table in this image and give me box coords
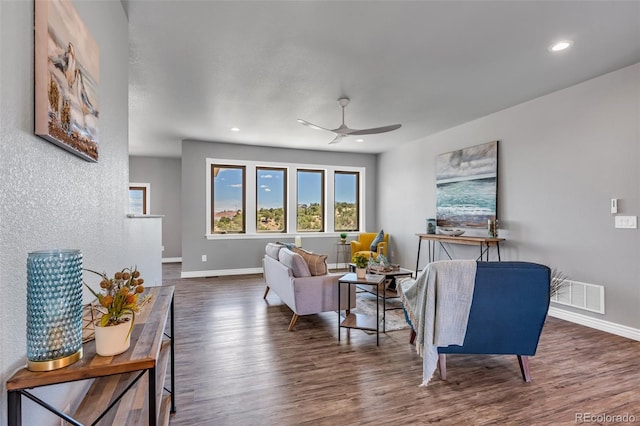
[7,286,175,426]
[415,233,505,275]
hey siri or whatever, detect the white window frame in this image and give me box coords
[205,158,365,239]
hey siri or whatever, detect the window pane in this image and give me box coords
[128,187,147,215]
[334,172,359,231]
[257,168,286,232]
[212,165,245,233]
[297,170,324,232]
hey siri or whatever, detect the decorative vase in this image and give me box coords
[340,238,347,244]
[356,267,366,279]
[94,319,132,356]
[26,249,83,371]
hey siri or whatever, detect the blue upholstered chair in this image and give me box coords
[404,261,550,382]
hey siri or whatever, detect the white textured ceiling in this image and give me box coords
[126,1,640,157]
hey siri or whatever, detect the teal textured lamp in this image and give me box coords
[26,249,83,371]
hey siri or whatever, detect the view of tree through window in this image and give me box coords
[297,170,324,232]
[334,171,359,231]
[212,165,245,233]
[257,167,286,232]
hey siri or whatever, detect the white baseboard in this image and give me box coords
[548,306,640,341]
[162,257,182,263]
[180,267,263,278]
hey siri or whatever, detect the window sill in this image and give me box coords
[204,232,359,240]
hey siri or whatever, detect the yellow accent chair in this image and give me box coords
[350,232,389,262]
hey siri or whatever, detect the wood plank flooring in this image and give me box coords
[162,264,640,425]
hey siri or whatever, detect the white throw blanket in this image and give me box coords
[398,260,477,386]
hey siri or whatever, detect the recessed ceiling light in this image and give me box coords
[549,40,573,52]
[355,138,364,142]
[230,127,240,132]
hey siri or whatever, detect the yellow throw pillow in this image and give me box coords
[293,247,328,276]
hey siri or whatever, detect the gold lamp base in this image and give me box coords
[27,348,83,372]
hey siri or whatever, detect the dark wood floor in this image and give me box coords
[162,263,640,425]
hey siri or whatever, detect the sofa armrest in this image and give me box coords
[291,273,356,314]
[376,241,388,256]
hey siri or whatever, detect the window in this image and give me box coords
[211,165,245,233]
[206,159,364,237]
[297,169,324,232]
[256,167,287,233]
[128,183,150,215]
[334,171,359,231]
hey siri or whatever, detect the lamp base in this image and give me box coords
[27,348,83,372]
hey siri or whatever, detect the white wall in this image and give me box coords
[129,156,182,259]
[0,1,130,423]
[379,64,639,330]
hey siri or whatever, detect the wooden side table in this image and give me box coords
[6,286,175,426]
[337,272,385,346]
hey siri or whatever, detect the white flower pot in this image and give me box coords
[94,320,132,356]
[356,268,366,279]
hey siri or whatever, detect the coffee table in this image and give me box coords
[355,267,413,332]
[337,272,386,346]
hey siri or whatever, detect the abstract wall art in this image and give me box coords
[35,0,100,162]
[436,141,498,229]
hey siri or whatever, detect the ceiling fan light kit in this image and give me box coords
[298,97,401,144]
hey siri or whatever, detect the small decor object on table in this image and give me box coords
[27,249,84,371]
[437,228,465,236]
[339,232,348,243]
[488,219,499,238]
[84,267,147,356]
[426,218,436,234]
[352,253,369,279]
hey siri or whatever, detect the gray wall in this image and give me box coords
[378,64,640,328]
[181,140,378,274]
[129,156,182,258]
[0,0,130,423]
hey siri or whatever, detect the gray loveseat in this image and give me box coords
[262,243,355,330]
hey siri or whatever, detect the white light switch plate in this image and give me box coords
[615,216,637,229]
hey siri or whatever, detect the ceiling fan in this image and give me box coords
[297,97,401,144]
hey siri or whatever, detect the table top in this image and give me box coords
[416,233,505,245]
[339,272,385,285]
[368,267,413,278]
[7,286,174,391]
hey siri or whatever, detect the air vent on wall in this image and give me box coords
[552,280,605,314]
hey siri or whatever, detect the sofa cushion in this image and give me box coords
[265,242,283,260]
[293,247,328,276]
[370,229,385,252]
[279,248,311,277]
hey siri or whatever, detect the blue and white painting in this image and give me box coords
[436,141,498,228]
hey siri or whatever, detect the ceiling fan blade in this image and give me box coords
[328,135,345,144]
[297,119,333,132]
[348,124,402,136]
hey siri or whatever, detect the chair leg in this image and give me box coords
[409,330,416,345]
[288,313,299,331]
[518,355,531,382]
[263,286,270,299]
[438,354,447,380]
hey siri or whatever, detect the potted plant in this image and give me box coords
[84,267,147,356]
[352,253,369,279]
[339,232,348,243]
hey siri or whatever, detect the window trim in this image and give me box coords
[211,164,246,234]
[129,183,150,215]
[334,171,360,232]
[296,168,325,233]
[256,166,287,233]
[205,158,365,239]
